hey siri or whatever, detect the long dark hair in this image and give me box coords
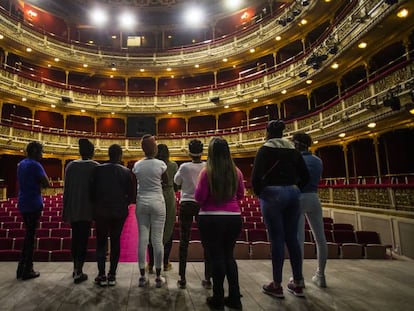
[206,137,238,203]
[156,144,169,164]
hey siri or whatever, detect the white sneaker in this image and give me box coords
[155,276,165,288]
[312,274,327,288]
[138,276,148,287]
[288,276,305,288]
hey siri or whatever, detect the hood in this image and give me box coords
[263,138,295,149]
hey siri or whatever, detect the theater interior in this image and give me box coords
[0,0,413,310]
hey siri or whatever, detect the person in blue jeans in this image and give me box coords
[251,120,309,298]
[16,141,50,280]
[293,132,328,288]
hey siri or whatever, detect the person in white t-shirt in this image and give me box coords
[132,134,167,288]
[174,139,211,289]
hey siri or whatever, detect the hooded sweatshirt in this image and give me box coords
[251,138,309,196]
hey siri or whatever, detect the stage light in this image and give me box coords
[302,0,310,6]
[298,71,308,78]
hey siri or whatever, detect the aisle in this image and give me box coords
[119,204,138,262]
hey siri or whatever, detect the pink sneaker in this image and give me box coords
[263,282,284,298]
[287,280,305,297]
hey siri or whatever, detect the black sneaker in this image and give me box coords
[94,274,107,287]
[74,272,88,284]
[107,274,116,286]
[224,296,242,310]
[206,297,224,310]
[177,279,186,289]
[202,279,212,289]
[16,264,24,280]
[21,270,40,281]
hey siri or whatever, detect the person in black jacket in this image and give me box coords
[251,120,309,299]
[90,144,135,287]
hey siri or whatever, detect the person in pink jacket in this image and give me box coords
[195,137,245,310]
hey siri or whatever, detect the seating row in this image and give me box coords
[0,227,96,239]
[0,236,97,262]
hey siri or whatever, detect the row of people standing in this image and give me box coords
[15,119,327,310]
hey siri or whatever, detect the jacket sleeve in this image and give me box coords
[251,147,265,196]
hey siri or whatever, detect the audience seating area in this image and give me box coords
[170,195,392,261]
[0,194,391,262]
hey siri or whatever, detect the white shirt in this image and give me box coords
[174,161,205,202]
[132,158,167,198]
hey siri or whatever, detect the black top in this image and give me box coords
[251,138,309,196]
[90,163,135,219]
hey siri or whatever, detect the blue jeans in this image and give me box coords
[298,193,327,276]
[260,185,303,284]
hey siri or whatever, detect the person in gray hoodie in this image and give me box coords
[63,138,98,284]
[251,120,309,299]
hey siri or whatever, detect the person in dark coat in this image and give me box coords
[90,144,135,286]
[251,120,309,298]
[63,138,98,284]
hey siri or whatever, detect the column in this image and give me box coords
[61,159,65,182]
[301,38,306,53]
[246,109,250,129]
[215,113,219,133]
[65,70,69,87]
[307,93,311,111]
[372,136,382,183]
[213,71,217,88]
[342,144,350,183]
[63,114,67,132]
[155,77,159,96]
[94,117,97,135]
[184,117,189,135]
[125,77,128,95]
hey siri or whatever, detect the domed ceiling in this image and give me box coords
[23,0,276,29]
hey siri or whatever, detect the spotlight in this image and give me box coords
[298,71,308,78]
[385,0,397,5]
[286,15,294,23]
[301,0,310,6]
[312,62,321,70]
[328,45,338,54]
[292,9,301,16]
[306,55,317,66]
[278,18,287,26]
[384,95,401,111]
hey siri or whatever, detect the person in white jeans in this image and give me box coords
[132,134,167,288]
[293,132,328,288]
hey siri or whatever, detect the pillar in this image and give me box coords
[342,144,350,182]
[372,136,382,183]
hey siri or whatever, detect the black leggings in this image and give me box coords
[71,221,91,267]
[95,216,126,275]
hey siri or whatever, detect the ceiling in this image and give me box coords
[23,0,275,29]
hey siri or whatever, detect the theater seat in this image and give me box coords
[355,231,389,259]
[333,230,363,259]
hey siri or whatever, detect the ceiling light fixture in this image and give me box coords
[306,79,313,84]
[281,90,287,94]
[331,63,339,69]
[338,133,346,138]
[90,8,108,27]
[275,36,281,41]
[358,42,367,49]
[367,122,376,128]
[26,47,32,52]
[397,8,408,18]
